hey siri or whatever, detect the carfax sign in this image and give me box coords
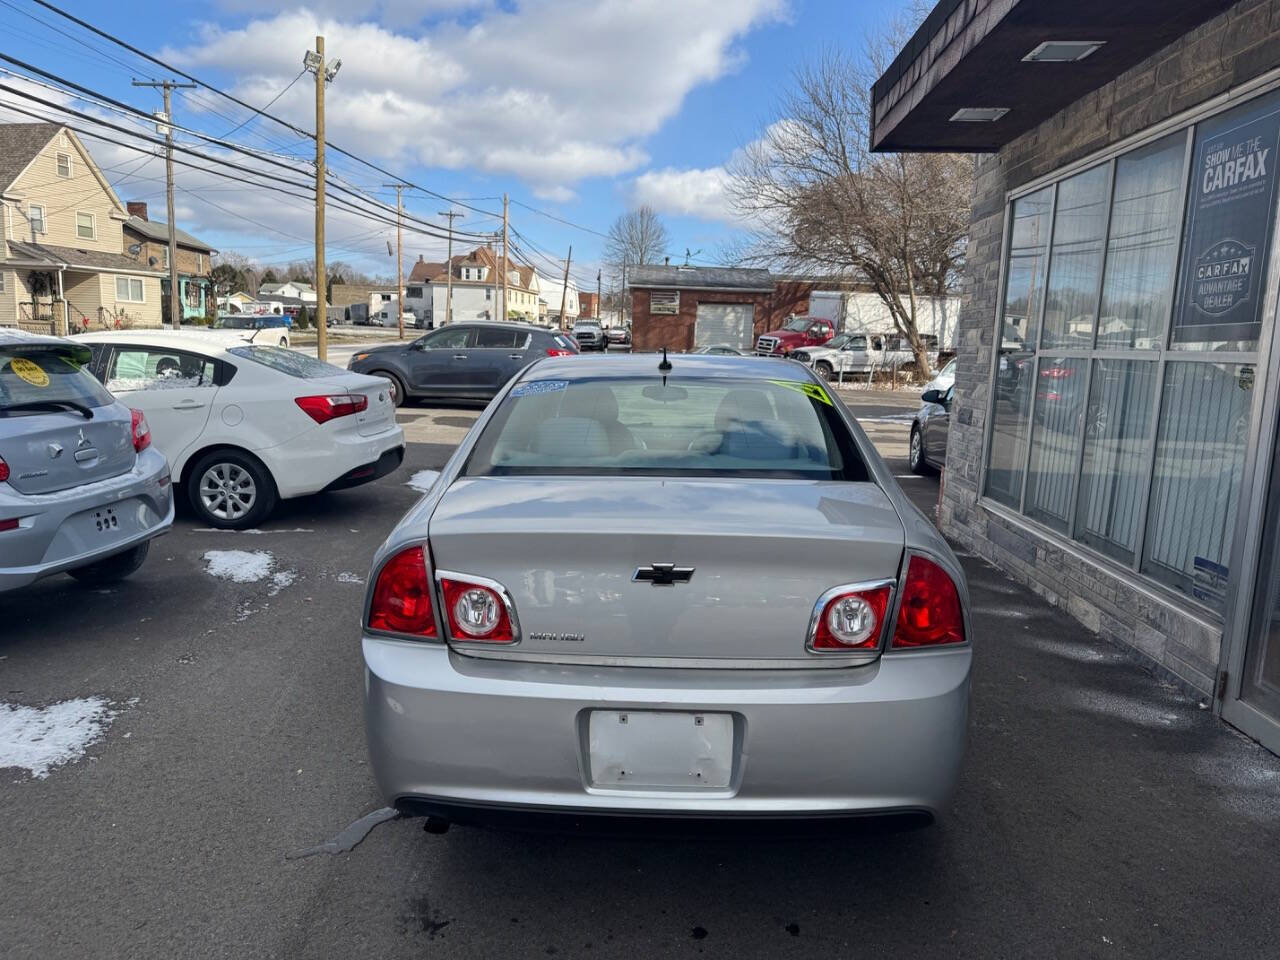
[1175,91,1280,345]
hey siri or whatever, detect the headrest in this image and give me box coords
[715,389,774,431]
[559,383,620,421]
[530,417,610,459]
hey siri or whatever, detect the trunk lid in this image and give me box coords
[309,373,397,437]
[428,478,905,662]
[1,405,135,495]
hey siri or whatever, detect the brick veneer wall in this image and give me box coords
[631,283,811,352]
[942,0,1280,694]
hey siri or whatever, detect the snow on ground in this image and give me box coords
[0,697,116,779]
[193,528,313,535]
[406,470,440,493]
[268,570,297,596]
[203,550,274,583]
[336,572,364,584]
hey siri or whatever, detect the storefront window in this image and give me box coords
[1042,166,1109,350]
[983,91,1276,615]
[1096,134,1186,350]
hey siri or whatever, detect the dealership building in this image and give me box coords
[873,0,1280,753]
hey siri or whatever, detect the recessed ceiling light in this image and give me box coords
[1023,40,1105,62]
[949,107,1010,123]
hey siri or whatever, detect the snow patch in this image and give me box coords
[0,697,117,779]
[203,550,274,583]
[269,570,297,596]
[406,470,441,494]
[193,528,313,535]
[336,572,364,584]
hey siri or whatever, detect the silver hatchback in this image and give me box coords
[0,330,173,591]
[362,354,970,828]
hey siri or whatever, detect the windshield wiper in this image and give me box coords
[1,400,94,419]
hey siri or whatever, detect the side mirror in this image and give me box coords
[921,389,943,404]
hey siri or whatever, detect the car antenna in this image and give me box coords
[247,325,262,344]
[658,346,671,373]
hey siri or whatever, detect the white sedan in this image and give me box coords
[74,331,405,529]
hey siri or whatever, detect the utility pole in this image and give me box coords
[437,209,460,326]
[557,245,572,331]
[620,261,627,328]
[304,37,341,360]
[596,269,601,321]
[500,193,509,323]
[133,78,194,331]
[384,183,405,339]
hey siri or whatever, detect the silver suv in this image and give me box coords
[0,330,173,591]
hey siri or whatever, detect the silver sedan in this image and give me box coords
[362,353,970,828]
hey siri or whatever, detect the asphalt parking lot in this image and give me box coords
[3,389,1279,960]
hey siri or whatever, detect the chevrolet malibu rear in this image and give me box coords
[362,354,970,826]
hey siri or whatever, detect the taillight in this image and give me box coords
[0,516,17,532]
[546,348,574,356]
[368,546,437,637]
[439,575,517,644]
[131,408,151,452]
[809,583,892,651]
[0,454,9,483]
[294,393,368,424]
[892,555,966,648]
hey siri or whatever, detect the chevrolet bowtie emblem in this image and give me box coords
[633,563,695,586]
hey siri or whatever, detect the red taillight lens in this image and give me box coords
[440,577,516,643]
[546,348,574,356]
[0,454,9,483]
[892,555,966,648]
[810,584,892,650]
[368,546,437,637]
[294,393,368,424]
[130,408,151,452]
[0,517,17,532]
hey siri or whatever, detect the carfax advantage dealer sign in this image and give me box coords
[1175,90,1280,345]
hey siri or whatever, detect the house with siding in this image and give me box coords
[122,201,216,322]
[407,246,541,325]
[0,122,164,333]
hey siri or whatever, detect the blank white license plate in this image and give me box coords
[587,711,733,790]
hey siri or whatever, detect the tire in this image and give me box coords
[187,449,277,530]
[68,541,150,585]
[814,361,835,382]
[372,370,407,407]
[279,336,288,347]
[908,425,932,475]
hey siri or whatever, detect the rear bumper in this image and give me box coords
[265,423,405,498]
[323,445,405,491]
[364,641,970,818]
[0,448,174,592]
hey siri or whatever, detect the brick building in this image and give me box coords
[874,0,1280,752]
[122,201,215,322]
[578,291,599,321]
[628,265,810,352]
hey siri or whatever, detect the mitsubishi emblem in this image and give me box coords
[76,428,90,449]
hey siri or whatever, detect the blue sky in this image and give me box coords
[0,0,912,285]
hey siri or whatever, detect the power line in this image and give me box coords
[510,198,608,239]
[221,69,306,138]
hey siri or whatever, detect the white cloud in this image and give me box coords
[533,184,577,203]
[632,165,733,222]
[161,0,786,193]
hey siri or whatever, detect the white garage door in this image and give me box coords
[694,303,755,350]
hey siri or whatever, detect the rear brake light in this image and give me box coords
[439,575,517,644]
[295,393,368,424]
[130,408,151,452]
[809,583,892,651]
[546,347,574,356]
[0,517,17,532]
[368,546,437,637]
[0,454,8,483]
[892,555,966,648]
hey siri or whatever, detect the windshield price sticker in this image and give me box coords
[9,357,50,387]
[770,379,833,406]
[511,379,568,398]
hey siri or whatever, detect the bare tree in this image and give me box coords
[605,205,670,321]
[727,5,971,375]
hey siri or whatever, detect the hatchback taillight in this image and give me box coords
[368,546,437,637]
[891,555,966,648]
[546,348,574,356]
[131,408,151,452]
[295,393,368,424]
[439,576,517,644]
[809,584,893,651]
[0,454,9,483]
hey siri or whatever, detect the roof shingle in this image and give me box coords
[0,122,59,192]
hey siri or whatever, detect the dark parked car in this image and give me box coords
[909,384,952,474]
[347,322,577,405]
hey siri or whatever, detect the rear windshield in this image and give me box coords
[226,345,341,379]
[464,376,869,480]
[0,346,114,413]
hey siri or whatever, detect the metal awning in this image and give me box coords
[871,0,1237,152]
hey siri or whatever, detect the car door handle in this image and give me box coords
[453,354,469,360]
[173,400,206,410]
[508,353,524,360]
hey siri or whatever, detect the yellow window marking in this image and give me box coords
[9,357,50,388]
[770,379,832,406]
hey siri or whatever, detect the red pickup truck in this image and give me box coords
[754,316,835,356]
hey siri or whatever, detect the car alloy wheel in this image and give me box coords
[909,427,929,475]
[199,462,257,522]
[815,361,834,382]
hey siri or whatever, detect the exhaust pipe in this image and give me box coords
[423,816,451,835]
